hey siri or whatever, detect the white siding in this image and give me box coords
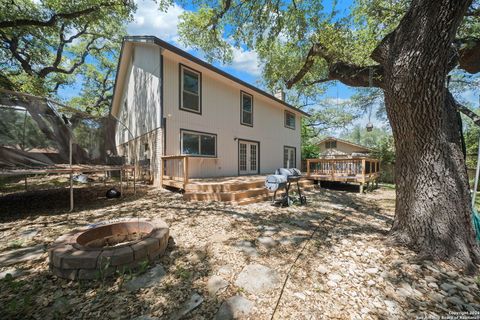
[115,44,162,146]
[162,51,302,178]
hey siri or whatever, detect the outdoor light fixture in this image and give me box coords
[366,122,373,132]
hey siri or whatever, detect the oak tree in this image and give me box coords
[178,0,480,271]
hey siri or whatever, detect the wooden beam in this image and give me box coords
[183,156,189,190]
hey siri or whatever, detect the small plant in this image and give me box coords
[136,259,150,275]
[116,265,133,281]
[175,266,192,280]
[96,257,112,284]
[7,239,24,249]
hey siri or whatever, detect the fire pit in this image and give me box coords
[49,219,169,280]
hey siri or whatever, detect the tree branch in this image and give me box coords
[455,100,480,127]
[328,62,384,88]
[465,8,480,16]
[38,37,97,78]
[0,2,127,29]
[1,34,34,75]
[285,41,385,89]
[285,42,334,88]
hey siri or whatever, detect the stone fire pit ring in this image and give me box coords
[49,219,169,280]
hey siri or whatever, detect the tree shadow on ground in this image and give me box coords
[0,185,149,223]
[0,236,222,319]
[2,186,477,318]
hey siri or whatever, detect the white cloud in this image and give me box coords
[128,0,185,42]
[127,0,262,78]
[226,47,261,76]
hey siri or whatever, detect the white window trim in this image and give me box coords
[180,130,217,157]
[180,64,202,114]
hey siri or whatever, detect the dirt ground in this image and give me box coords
[0,179,479,320]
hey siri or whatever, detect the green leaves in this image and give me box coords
[0,0,135,106]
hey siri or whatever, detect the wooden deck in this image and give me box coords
[163,174,314,205]
[306,157,380,192]
[161,156,314,204]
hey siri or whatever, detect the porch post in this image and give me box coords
[183,156,189,190]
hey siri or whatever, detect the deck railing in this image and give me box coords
[306,157,380,183]
[161,155,218,189]
[161,155,190,189]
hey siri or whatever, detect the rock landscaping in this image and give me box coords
[0,185,479,319]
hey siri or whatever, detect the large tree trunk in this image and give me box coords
[376,0,480,271]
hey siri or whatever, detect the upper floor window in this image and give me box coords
[240,91,253,126]
[180,64,201,114]
[326,141,337,149]
[285,111,296,129]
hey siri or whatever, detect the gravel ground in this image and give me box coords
[0,183,479,320]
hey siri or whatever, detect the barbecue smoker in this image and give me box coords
[265,168,307,207]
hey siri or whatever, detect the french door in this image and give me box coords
[284,146,296,169]
[239,140,259,175]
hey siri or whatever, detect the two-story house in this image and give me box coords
[110,36,308,187]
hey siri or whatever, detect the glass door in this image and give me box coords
[239,140,259,174]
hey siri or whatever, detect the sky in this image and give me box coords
[124,0,375,134]
[61,0,478,135]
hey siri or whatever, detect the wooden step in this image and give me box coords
[183,187,270,202]
[184,180,315,204]
[235,193,273,205]
[187,177,314,192]
[236,185,315,206]
[185,180,264,192]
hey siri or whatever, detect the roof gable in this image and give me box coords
[318,136,372,152]
[111,36,310,117]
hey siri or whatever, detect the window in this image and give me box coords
[181,130,216,157]
[284,146,296,168]
[240,91,253,126]
[180,64,201,113]
[285,111,296,129]
[326,141,337,149]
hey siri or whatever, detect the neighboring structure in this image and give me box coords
[317,137,372,158]
[307,137,379,192]
[110,36,308,187]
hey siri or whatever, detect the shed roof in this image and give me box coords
[317,136,373,152]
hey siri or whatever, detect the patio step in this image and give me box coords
[184,187,269,202]
[183,179,315,205]
[185,180,265,193]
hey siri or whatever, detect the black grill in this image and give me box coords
[265,168,306,206]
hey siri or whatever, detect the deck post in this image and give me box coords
[69,137,74,212]
[361,159,366,193]
[307,159,311,176]
[160,158,164,188]
[132,166,136,195]
[120,168,123,197]
[331,159,335,180]
[183,156,189,190]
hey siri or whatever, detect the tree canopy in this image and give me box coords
[177,0,479,94]
[0,0,136,112]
